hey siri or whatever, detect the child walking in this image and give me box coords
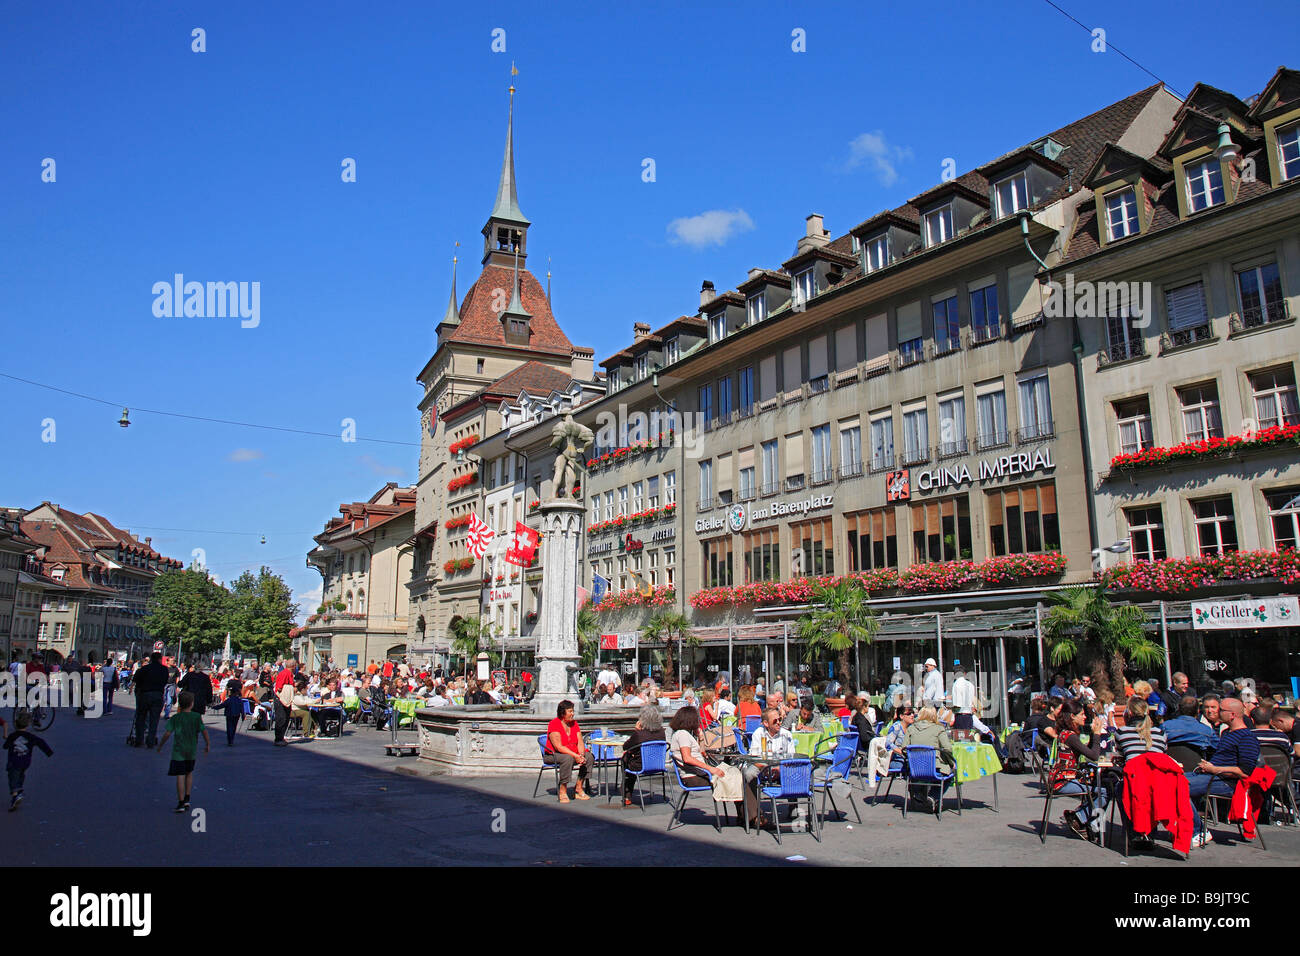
[5,711,53,811]
[221,677,243,746]
[157,690,210,812]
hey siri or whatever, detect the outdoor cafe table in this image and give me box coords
[951,740,1001,811]
[390,698,418,727]
[792,728,840,758]
[586,732,629,799]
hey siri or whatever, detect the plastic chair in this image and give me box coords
[904,745,960,820]
[667,757,728,832]
[813,730,862,823]
[873,752,907,808]
[744,715,762,735]
[840,714,852,731]
[532,735,566,799]
[623,740,670,811]
[732,727,750,755]
[1259,744,1299,827]
[759,757,821,844]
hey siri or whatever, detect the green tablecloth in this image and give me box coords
[951,741,1001,783]
[342,697,359,712]
[792,727,840,758]
[390,698,418,726]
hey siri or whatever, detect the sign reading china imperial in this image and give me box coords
[1191,596,1298,630]
[694,494,834,534]
[913,447,1056,494]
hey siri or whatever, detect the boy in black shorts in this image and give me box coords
[157,690,210,812]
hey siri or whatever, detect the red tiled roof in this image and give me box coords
[444,265,573,355]
[484,360,574,399]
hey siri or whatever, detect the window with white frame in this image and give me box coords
[1114,397,1153,455]
[840,424,862,475]
[1235,261,1285,327]
[1279,123,1300,182]
[717,375,732,420]
[794,268,815,307]
[1185,157,1224,212]
[591,497,600,524]
[1164,281,1208,334]
[810,424,832,483]
[1251,366,1299,429]
[761,440,779,493]
[739,366,754,413]
[665,338,680,364]
[631,481,643,513]
[709,312,726,343]
[976,384,1008,449]
[970,282,999,342]
[924,206,954,246]
[933,294,960,353]
[647,475,659,509]
[902,404,929,464]
[995,172,1028,218]
[1125,506,1167,562]
[1193,497,1238,556]
[1178,382,1223,442]
[698,460,712,507]
[747,293,767,325]
[664,470,676,505]
[864,234,889,272]
[1106,188,1140,240]
[664,547,676,586]
[635,354,648,381]
[870,414,894,470]
[937,393,967,456]
[739,464,755,500]
[1017,372,1054,439]
[1266,487,1300,551]
[1105,311,1144,361]
[618,485,628,515]
[603,491,614,521]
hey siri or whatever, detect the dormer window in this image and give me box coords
[709,312,726,343]
[507,318,528,339]
[794,268,815,307]
[1278,123,1300,181]
[635,355,648,381]
[994,172,1028,218]
[1105,188,1140,240]
[746,293,767,325]
[864,235,889,273]
[664,338,680,364]
[923,206,954,247]
[1186,157,1224,212]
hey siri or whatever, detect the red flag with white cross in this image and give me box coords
[503,521,540,567]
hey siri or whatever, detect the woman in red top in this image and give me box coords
[545,699,593,803]
[735,686,762,722]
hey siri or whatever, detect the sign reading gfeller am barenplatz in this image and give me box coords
[1190,596,1299,630]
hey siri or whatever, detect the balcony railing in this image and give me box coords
[737,486,757,502]
[971,320,1002,346]
[936,438,968,460]
[901,447,930,466]
[931,336,962,359]
[808,375,830,395]
[809,467,834,486]
[898,344,925,369]
[759,481,781,497]
[838,460,864,480]
[785,475,806,492]
[1161,322,1214,352]
[1017,421,1055,443]
[1098,339,1146,367]
[697,497,714,513]
[868,454,895,474]
[1230,300,1292,334]
[976,430,1011,451]
[863,358,890,380]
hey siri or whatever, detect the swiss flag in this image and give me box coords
[600,634,618,650]
[504,521,540,567]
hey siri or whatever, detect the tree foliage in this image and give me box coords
[640,609,696,690]
[450,616,500,669]
[1041,586,1164,695]
[228,567,299,663]
[143,569,230,656]
[796,578,880,690]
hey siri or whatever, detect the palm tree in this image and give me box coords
[576,604,599,668]
[640,610,697,690]
[1041,586,1163,695]
[449,616,500,670]
[796,578,879,690]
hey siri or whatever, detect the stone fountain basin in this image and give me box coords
[413,704,645,775]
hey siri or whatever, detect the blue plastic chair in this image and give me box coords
[667,758,728,832]
[732,727,751,755]
[623,740,670,811]
[813,730,862,823]
[533,734,584,799]
[744,715,762,735]
[840,714,852,731]
[904,745,960,820]
[759,757,821,844]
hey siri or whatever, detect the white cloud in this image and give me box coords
[227,448,264,462]
[296,582,323,623]
[667,209,755,249]
[844,131,913,186]
[359,454,405,478]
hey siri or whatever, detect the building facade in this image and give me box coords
[299,484,415,670]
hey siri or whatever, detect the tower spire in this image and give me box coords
[489,63,529,227]
[504,241,531,320]
[441,243,460,327]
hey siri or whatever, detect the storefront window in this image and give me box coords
[910,495,972,563]
[701,536,733,588]
[792,517,834,576]
[846,507,898,571]
[742,528,781,582]
[987,481,1059,556]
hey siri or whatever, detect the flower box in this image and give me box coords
[1101,549,1300,594]
[1109,424,1300,474]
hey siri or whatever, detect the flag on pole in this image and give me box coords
[631,571,653,599]
[575,584,591,608]
[466,513,495,559]
[591,573,610,605]
[504,521,540,567]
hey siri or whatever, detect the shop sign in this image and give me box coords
[694,493,834,534]
[1191,596,1298,630]
[650,527,676,543]
[913,447,1056,494]
[619,534,643,553]
[487,586,518,602]
[587,540,613,557]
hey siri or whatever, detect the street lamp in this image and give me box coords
[1091,540,1131,572]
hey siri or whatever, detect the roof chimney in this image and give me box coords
[633,322,651,341]
[806,213,825,238]
[796,213,831,254]
[145,537,151,548]
[699,280,716,309]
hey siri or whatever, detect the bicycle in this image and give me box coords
[11,703,55,733]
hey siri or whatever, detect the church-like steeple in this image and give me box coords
[500,244,532,345]
[435,248,460,341]
[482,70,530,267]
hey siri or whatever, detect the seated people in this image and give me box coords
[544,699,593,804]
[1185,698,1258,849]
[1111,697,1167,759]
[621,704,666,806]
[865,705,914,787]
[904,706,955,812]
[715,686,737,721]
[1048,699,1107,840]
[781,697,823,734]
[1163,695,1219,753]
[290,676,317,739]
[734,685,762,726]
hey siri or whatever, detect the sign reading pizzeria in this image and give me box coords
[1191,596,1298,630]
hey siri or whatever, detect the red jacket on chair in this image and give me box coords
[1122,751,1193,854]
[1228,766,1276,841]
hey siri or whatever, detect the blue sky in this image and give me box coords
[2,0,1296,619]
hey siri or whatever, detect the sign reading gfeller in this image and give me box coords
[1191,596,1298,629]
